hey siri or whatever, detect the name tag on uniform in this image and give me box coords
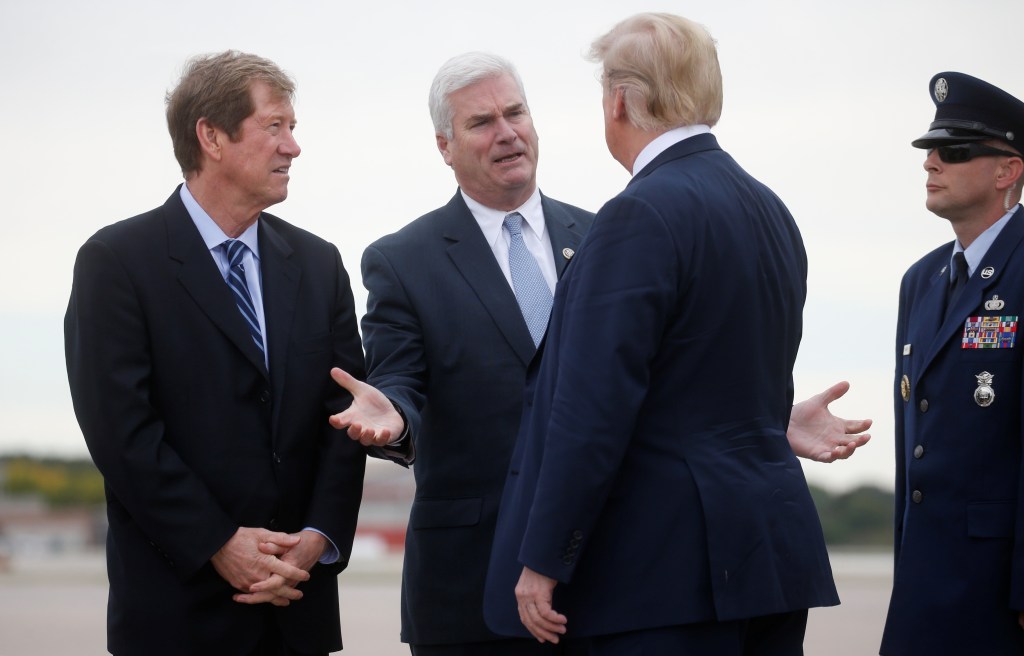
[962,315,1018,349]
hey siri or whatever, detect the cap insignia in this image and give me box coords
[934,77,949,103]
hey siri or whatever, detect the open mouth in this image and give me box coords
[494,153,522,164]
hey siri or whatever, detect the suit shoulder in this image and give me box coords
[82,204,169,253]
[366,205,453,254]
[259,212,332,248]
[542,196,595,228]
[903,241,953,282]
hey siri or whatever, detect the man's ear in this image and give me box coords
[196,117,223,163]
[436,133,453,166]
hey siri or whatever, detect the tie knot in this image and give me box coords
[504,212,524,237]
[224,239,247,268]
[952,251,969,282]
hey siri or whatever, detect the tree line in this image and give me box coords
[0,455,894,547]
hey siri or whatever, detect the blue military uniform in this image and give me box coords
[881,72,1024,656]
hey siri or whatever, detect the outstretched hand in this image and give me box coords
[788,381,872,463]
[328,368,405,447]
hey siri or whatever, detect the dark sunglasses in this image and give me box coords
[930,143,1023,164]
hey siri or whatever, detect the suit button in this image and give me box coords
[273,452,282,464]
[572,530,583,540]
[562,556,573,565]
[912,490,923,504]
[913,445,924,459]
[259,390,271,403]
[918,399,929,413]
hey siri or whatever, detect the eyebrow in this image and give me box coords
[464,103,526,126]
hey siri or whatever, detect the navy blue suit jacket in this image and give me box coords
[484,134,838,639]
[881,207,1024,655]
[360,190,593,644]
[65,187,366,655]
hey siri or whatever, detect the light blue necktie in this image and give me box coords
[222,239,265,357]
[504,212,552,347]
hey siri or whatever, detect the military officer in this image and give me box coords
[882,72,1024,655]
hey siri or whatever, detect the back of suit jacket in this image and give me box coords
[360,191,592,644]
[65,188,366,655]
[485,134,838,638]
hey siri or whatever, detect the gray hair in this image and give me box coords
[428,52,528,139]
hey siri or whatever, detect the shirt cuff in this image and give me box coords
[302,527,340,564]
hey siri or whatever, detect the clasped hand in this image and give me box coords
[211,527,325,607]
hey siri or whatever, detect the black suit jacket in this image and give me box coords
[360,190,593,644]
[65,187,366,655]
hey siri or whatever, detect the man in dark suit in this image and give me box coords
[331,49,870,655]
[64,51,366,655]
[482,14,838,655]
[880,73,1024,655]
[333,52,592,655]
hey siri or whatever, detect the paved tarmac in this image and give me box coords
[0,550,891,655]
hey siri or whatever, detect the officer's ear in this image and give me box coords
[995,156,1024,191]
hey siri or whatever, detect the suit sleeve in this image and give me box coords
[64,238,237,577]
[519,195,678,580]
[299,245,368,568]
[359,244,427,460]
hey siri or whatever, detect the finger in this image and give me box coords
[258,541,290,556]
[819,380,851,406]
[522,603,566,643]
[259,530,301,548]
[842,418,873,434]
[233,591,280,605]
[328,411,349,430]
[249,573,288,592]
[266,558,310,583]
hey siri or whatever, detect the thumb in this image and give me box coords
[818,380,850,406]
[331,367,362,396]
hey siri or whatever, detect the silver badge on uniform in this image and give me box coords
[974,371,996,407]
[981,266,995,279]
[985,295,1006,311]
[562,248,575,260]
[934,78,949,102]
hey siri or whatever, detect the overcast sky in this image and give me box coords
[3,0,1022,491]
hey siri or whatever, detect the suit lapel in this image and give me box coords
[259,217,301,435]
[164,190,269,378]
[541,194,587,278]
[918,208,1024,380]
[442,193,536,366]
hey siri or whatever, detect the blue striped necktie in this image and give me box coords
[504,212,552,347]
[222,239,265,357]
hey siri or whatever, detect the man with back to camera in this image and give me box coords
[881,72,1024,655]
[481,13,842,655]
[330,49,872,656]
[64,51,366,655]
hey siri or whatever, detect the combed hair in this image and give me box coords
[166,50,295,176]
[429,52,528,139]
[589,13,723,131]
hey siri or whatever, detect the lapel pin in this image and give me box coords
[985,295,1005,311]
[900,374,911,402]
[981,266,995,279]
[974,371,995,407]
[562,248,575,260]
[903,344,912,356]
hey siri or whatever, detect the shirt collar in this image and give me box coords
[632,124,712,176]
[461,187,545,246]
[180,183,261,258]
[952,205,1018,279]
